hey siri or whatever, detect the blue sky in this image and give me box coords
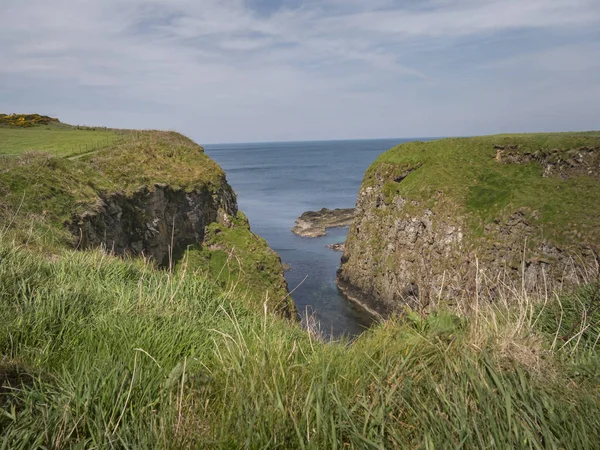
[1,0,599,143]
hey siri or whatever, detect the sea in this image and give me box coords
[204,139,419,339]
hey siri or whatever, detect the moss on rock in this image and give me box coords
[178,211,295,318]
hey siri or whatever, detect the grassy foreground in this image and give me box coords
[1,229,599,448]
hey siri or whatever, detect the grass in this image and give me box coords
[1,229,599,448]
[179,211,293,318]
[86,130,223,194]
[0,126,294,320]
[367,132,600,246]
[0,125,124,157]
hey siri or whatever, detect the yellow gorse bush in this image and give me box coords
[0,113,60,127]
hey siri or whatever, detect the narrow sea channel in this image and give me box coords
[204,139,413,339]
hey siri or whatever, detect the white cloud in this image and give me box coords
[330,0,600,37]
[0,0,599,142]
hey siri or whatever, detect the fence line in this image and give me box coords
[66,132,140,158]
[0,130,143,158]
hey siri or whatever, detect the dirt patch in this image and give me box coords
[0,362,36,395]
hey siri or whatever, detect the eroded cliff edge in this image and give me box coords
[337,134,600,317]
[1,130,294,318]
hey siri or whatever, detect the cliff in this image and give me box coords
[0,128,294,317]
[337,133,600,317]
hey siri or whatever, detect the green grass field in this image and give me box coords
[0,126,124,157]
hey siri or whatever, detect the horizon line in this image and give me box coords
[201,136,447,146]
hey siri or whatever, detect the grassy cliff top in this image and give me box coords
[0,114,124,157]
[0,127,225,232]
[366,132,600,248]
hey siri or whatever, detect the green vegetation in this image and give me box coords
[0,118,126,157]
[1,124,599,447]
[0,113,132,158]
[368,132,600,245]
[1,232,599,448]
[180,211,292,317]
[86,131,224,193]
[0,113,60,128]
[0,124,290,316]
[0,130,224,230]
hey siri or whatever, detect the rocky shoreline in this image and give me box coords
[291,208,355,238]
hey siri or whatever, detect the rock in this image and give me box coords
[327,243,345,252]
[497,145,600,180]
[292,208,355,238]
[69,181,237,267]
[68,179,296,320]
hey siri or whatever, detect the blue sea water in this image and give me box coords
[204,139,418,339]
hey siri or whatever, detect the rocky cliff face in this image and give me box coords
[336,166,467,317]
[69,180,237,266]
[337,136,600,317]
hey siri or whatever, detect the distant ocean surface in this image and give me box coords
[204,139,420,339]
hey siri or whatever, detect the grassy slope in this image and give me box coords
[368,132,600,248]
[179,212,291,316]
[0,130,224,241]
[1,236,599,448]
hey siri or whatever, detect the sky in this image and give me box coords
[1,0,599,143]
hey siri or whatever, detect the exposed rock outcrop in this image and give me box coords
[337,168,468,317]
[69,180,236,266]
[495,145,600,179]
[292,208,355,238]
[337,136,600,317]
[68,176,297,318]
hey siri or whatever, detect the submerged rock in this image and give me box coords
[292,208,355,238]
